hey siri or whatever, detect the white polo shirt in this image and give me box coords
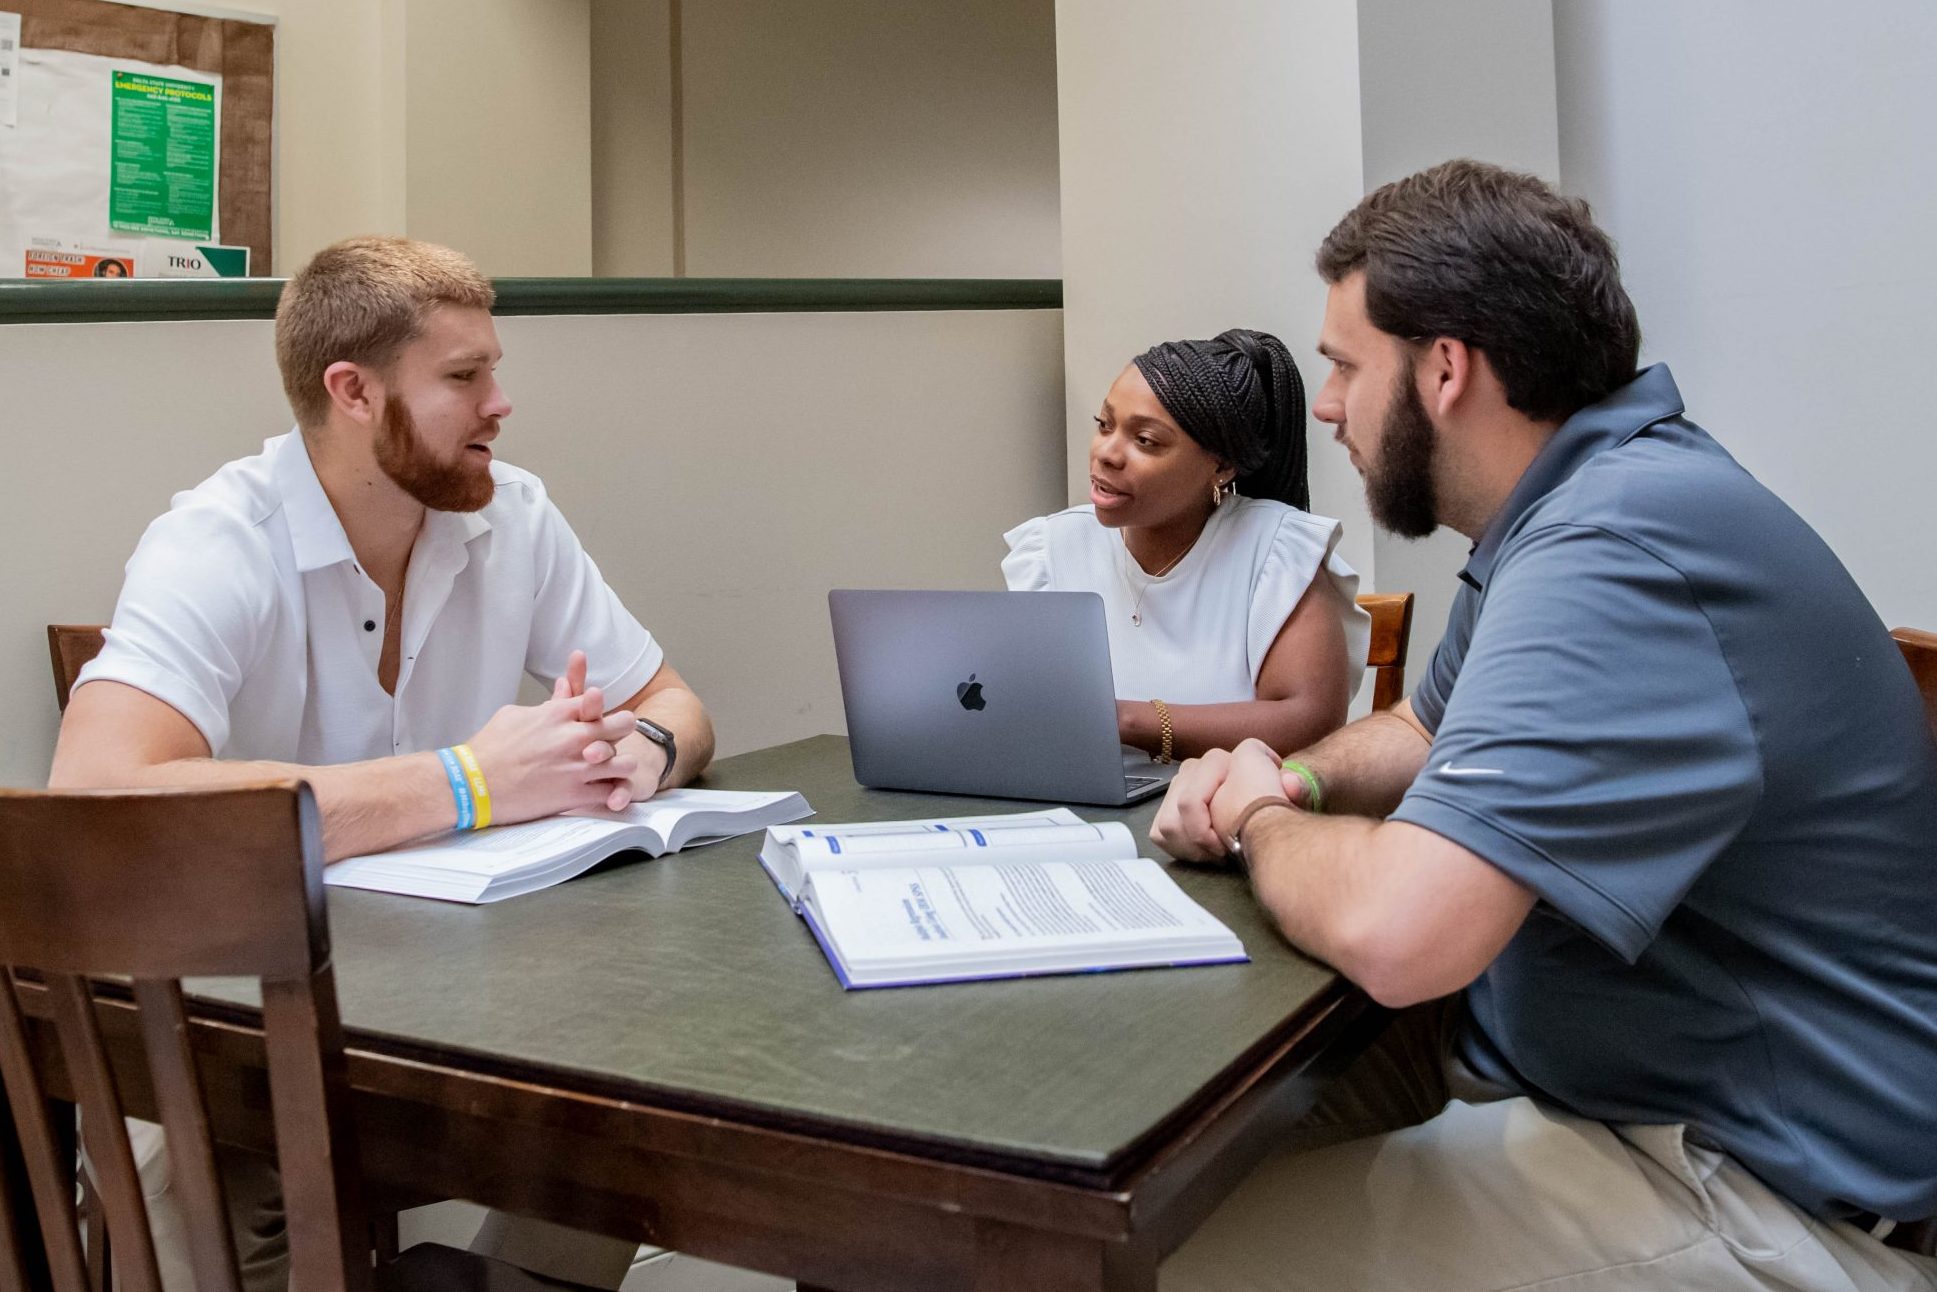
[77,431,664,765]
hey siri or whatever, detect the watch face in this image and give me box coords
[635,718,672,746]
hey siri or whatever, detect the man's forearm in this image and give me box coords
[635,686,714,787]
[51,751,458,862]
[1238,804,1386,979]
[1290,708,1433,817]
[1238,805,1532,1009]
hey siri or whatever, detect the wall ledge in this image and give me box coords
[0,277,1063,325]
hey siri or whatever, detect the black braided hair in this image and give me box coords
[1130,328,1310,511]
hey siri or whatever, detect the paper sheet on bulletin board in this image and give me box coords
[0,0,273,277]
[0,44,224,275]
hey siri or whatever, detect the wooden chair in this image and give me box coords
[41,624,112,1289]
[1891,627,1937,742]
[1881,626,1937,1259]
[46,626,106,714]
[1357,592,1415,711]
[0,783,595,1292]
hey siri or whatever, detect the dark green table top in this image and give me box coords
[191,736,1349,1177]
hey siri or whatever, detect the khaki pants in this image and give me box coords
[1162,1002,1937,1292]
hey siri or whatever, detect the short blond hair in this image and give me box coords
[275,236,495,428]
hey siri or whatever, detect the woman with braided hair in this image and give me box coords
[1003,328,1369,763]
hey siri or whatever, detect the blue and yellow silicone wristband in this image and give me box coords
[436,746,476,831]
[450,743,492,830]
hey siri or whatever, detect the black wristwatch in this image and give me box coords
[634,717,678,789]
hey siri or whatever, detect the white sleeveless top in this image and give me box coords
[1001,498,1368,705]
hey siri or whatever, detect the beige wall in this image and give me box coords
[589,0,677,277]
[204,0,592,275]
[678,0,1061,277]
[144,0,1053,278]
[0,308,1065,788]
[198,0,400,272]
[401,0,594,275]
[1357,0,1560,681]
[590,0,1063,278]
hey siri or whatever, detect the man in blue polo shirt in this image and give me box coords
[1153,160,1937,1291]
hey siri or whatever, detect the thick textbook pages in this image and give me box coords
[758,810,1246,989]
[327,788,811,904]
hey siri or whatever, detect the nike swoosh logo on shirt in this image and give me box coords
[1437,762,1505,776]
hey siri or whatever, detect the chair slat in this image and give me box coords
[1357,592,1415,711]
[134,979,244,1292]
[1890,627,1937,740]
[49,974,164,1292]
[45,625,106,714]
[263,975,374,1292]
[0,1131,31,1291]
[82,1174,110,1292]
[0,972,90,1292]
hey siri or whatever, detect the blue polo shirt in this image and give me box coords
[1393,365,1937,1220]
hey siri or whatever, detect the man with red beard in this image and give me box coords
[50,235,712,1289]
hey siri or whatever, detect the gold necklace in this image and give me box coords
[1122,533,1196,627]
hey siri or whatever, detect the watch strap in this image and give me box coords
[634,717,678,789]
[1227,795,1296,861]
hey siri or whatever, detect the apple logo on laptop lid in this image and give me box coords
[956,674,987,711]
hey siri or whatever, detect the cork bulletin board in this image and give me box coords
[1,0,273,274]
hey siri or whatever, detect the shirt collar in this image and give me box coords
[271,429,495,574]
[1459,363,1686,591]
[420,502,494,556]
[272,430,357,573]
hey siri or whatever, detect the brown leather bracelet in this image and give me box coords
[1226,795,1297,861]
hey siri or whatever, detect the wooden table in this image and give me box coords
[10,736,1378,1291]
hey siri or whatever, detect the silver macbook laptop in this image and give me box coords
[829,589,1178,806]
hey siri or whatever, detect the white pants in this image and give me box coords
[1162,1003,1937,1292]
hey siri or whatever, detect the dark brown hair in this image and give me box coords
[1316,159,1640,423]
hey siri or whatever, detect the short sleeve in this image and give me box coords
[73,505,273,754]
[1409,582,1479,734]
[1248,512,1369,696]
[1001,515,1052,591]
[523,493,664,702]
[1389,523,1763,962]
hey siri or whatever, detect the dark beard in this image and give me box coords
[374,397,495,513]
[1365,366,1439,539]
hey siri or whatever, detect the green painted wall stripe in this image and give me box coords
[0,277,1062,325]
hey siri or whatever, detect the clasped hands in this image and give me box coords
[463,650,666,824]
[1150,737,1316,862]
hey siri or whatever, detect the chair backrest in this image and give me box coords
[46,626,106,713]
[0,783,372,1292]
[1882,629,1937,1258]
[1891,627,1937,742]
[1357,592,1416,711]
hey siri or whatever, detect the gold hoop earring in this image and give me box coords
[1211,480,1224,507]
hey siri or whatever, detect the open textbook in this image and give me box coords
[759,808,1246,989]
[328,788,811,904]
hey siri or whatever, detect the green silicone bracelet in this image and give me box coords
[1281,759,1324,813]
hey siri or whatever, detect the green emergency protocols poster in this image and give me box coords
[109,71,216,241]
